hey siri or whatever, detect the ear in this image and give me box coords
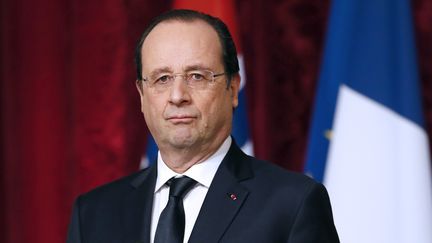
[229,73,241,108]
[136,80,146,113]
[136,79,144,98]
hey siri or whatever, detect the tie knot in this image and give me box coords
[167,176,197,198]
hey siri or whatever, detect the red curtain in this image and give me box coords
[414,0,432,145]
[237,0,330,171]
[0,0,168,241]
[1,0,431,242]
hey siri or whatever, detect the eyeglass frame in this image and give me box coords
[139,69,226,91]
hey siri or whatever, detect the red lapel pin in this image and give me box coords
[229,193,237,201]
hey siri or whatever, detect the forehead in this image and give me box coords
[141,20,223,72]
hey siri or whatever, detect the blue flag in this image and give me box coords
[305,0,432,242]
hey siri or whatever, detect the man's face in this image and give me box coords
[137,20,240,153]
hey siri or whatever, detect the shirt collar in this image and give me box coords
[154,136,232,192]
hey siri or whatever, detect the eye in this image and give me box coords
[154,75,172,84]
[188,72,206,81]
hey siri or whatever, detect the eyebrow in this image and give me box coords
[148,64,213,77]
[183,64,211,72]
[149,67,173,77]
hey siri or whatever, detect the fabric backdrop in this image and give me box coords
[1,0,431,242]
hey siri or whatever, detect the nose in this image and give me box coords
[168,78,191,106]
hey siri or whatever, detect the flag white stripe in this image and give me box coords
[325,85,432,243]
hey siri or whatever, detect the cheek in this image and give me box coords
[200,94,232,122]
[142,95,165,122]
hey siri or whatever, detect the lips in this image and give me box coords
[166,114,196,124]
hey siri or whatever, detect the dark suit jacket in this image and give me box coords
[67,141,339,243]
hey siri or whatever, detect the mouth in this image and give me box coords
[166,115,196,124]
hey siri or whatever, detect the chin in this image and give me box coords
[169,134,197,148]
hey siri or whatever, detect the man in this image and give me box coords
[67,9,339,243]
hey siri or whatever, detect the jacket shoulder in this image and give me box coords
[248,156,318,189]
[78,167,152,203]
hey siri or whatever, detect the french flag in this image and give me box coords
[305,0,432,242]
[141,0,253,168]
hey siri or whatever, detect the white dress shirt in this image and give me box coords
[150,136,232,243]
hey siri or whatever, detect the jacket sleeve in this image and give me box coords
[66,197,82,243]
[288,183,340,243]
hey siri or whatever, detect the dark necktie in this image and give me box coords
[154,176,197,243]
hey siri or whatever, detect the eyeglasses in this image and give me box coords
[141,69,226,92]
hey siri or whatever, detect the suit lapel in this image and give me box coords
[122,165,157,243]
[188,142,253,243]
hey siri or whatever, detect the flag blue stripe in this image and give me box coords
[343,0,423,127]
[305,0,424,182]
[232,88,250,147]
